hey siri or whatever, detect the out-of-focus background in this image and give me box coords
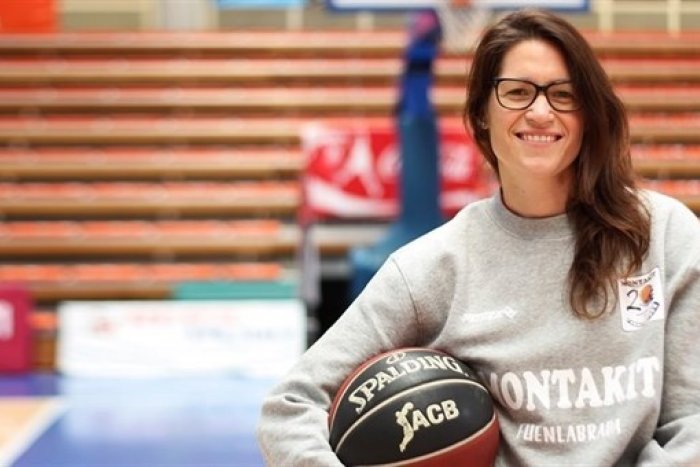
[0,0,698,465]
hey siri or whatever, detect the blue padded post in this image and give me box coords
[349,10,443,299]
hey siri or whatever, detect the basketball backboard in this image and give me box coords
[327,0,589,12]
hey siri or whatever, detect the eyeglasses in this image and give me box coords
[493,78,581,112]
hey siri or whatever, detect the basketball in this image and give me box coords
[328,348,499,466]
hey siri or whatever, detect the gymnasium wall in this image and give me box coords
[19,0,700,32]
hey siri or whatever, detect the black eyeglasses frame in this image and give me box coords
[492,78,581,113]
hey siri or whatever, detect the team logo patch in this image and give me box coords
[617,267,665,331]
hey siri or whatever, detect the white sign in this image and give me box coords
[57,300,306,378]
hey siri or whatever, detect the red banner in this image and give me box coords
[300,123,488,222]
[0,285,33,372]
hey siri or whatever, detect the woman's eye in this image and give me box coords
[505,88,532,98]
[551,90,575,101]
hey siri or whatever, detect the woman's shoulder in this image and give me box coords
[642,189,699,229]
[395,197,493,255]
[641,190,700,268]
[387,197,494,280]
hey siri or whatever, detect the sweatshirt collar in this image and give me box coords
[488,190,574,240]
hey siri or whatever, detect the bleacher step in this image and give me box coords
[0,115,697,145]
[1,86,698,114]
[1,57,698,85]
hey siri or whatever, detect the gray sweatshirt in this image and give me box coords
[257,190,700,466]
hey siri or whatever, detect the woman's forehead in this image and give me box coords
[498,39,571,82]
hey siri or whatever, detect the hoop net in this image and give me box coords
[435,0,492,53]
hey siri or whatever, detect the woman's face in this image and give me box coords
[485,39,583,193]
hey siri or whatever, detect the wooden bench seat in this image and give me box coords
[604,59,700,84]
[1,57,698,86]
[0,178,695,220]
[640,179,700,212]
[0,262,287,303]
[0,31,410,58]
[0,115,697,145]
[633,144,700,177]
[0,185,697,259]
[0,30,697,58]
[615,86,700,112]
[0,147,303,180]
[1,85,698,114]
[0,144,697,181]
[0,115,306,145]
[585,32,700,58]
[0,219,294,258]
[0,219,282,236]
[629,114,700,144]
[0,180,299,218]
[0,220,384,259]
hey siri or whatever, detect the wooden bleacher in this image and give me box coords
[0,147,303,180]
[0,29,697,370]
[0,30,698,57]
[0,86,699,114]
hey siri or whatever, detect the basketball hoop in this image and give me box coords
[435,0,492,53]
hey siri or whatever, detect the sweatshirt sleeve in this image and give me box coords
[637,202,700,466]
[256,257,425,466]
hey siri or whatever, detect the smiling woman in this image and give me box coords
[483,39,584,219]
[257,9,700,467]
[464,10,647,319]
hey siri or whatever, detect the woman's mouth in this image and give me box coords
[516,132,562,143]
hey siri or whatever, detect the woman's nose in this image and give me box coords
[526,94,554,122]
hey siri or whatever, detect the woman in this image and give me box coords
[257,9,700,466]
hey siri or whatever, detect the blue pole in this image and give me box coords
[349,10,443,299]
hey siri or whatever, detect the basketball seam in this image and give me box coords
[334,378,491,456]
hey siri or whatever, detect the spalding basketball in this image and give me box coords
[328,348,499,466]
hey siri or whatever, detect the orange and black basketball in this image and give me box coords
[328,348,499,466]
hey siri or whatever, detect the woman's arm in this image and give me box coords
[637,204,700,466]
[256,257,424,466]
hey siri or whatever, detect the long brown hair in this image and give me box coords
[464,9,650,318]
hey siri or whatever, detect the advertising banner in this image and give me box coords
[300,122,487,221]
[0,285,32,373]
[57,300,306,378]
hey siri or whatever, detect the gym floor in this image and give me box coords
[0,373,275,466]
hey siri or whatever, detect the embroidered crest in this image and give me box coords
[617,267,665,331]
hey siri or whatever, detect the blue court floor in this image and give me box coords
[0,373,277,466]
